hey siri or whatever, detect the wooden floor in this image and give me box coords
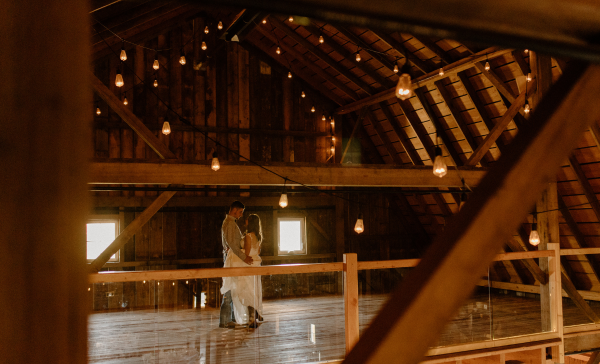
[88,292,599,363]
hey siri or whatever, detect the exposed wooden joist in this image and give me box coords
[336,47,511,115]
[379,102,422,165]
[474,62,529,121]
[92,195,335,208]
[335,26,397,73]
[413,36,453,65]
[345,62,600,363]
[369,30,431,74]
[92,74,177,159]
[569,155,600,222]
[90,160,486,187]
[341,108,368,163]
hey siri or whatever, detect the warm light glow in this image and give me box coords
[204,26,209,34]
[524,49,529,54]
[288,71,292,78]
[86,222,117,260]
[393,64,399,73]
[395,73,412,100]
[211,157,220,171]
[322,114,326,121]
[311,106,315,112]
[88,288,91,291]
[301,91,306,98]
[438,68,444,77]
[172,282,175,286]
[279,220,302,251]
[162,120,171,135]
[330,118,334,127]
[433,147,447,178]
[484,61,490,71]
[96,107,101,116]
[115,71,124,87]
[179,54,186,65]
[186,280,188,284]
[201,41,207,51]
[354,214,364,234]
[330,144,335,153]
[262,19,267,24]
[279,193,288,208]
[331,135,336,142]
[218,21,223,30]
[143,280,146,284]
[288,16,294,22]
[529,229,540,246]
[524,101,531,114]
[526,72,532,82]
[355,52,361,62]
[123,97,128,105]
[153,57,159,70]
[319,35,324,44]
[120,48,127,62]
[153,78,158,87]
[276,46,281,55]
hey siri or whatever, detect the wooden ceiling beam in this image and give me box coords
[341,108,368,163]
[365,109,404,165]
[474,62,530,121]
[369,30,431,74]
[336,47,512,115]
[412,36,453,65]
[379,102,422,166]
[345,62,600,363]
[334,26,397,73]
[568,155,600,222]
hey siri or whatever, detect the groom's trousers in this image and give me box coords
[219,291,234,327]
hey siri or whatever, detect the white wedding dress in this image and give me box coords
[220,233,262,324]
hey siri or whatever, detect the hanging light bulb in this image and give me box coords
[301,91,306,98]
[395,73,412,100]
[529,222,540,246]
[179,51,186,65]
[526,72,532,82]
[153,56,159,70]
[153,77,158,87]
[162,119,171,135]
[355,52,361,62]
[201,41,207,51]
[330,144,335,154]
[459,192,468,211]
[218,21,223,30]
[393,64,399,73]
[262,19,267,24]
[354,213,364,234]
[484,61,491,71]
[524,49,529,54]
[211,152,220,171]
[322,114,326,121]
[319,35,324,44]
[330,117,334,128]
[288,16,294,22]
[115,69,124,87]
[331,135,336,143]
[524,100,531,114]
[276,46,281,55]
[438,68,444,77]
[279,193,288,208]
[204,26,209,34]
[96,104,101,116]
[311,106,315,113]
[123,96,128,105]
[120,45,127,62]
[288,71,292,79]
[433,146,447,178]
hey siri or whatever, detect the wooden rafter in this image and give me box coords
[345,62,600,363]
[335,26,396,73]
[369,30,431,74]
[568,155,600,222]
[341,108,368,163]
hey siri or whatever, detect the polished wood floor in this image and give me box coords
[88,292,598,363]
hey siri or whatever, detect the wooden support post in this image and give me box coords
[344,253,359,354]
[344,63,600,364]
[89,191,177,272]
[0,0,89,362]
[537,184,559,334]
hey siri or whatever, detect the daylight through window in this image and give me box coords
[87,220,119,261]
[277,217,306,255]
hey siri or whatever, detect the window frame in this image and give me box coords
[276,215,307,256]
[86,215,120,263]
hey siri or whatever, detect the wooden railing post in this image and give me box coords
[344,253,359,354]
[548,242,564,363]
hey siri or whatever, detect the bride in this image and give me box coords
[221,214,263,327]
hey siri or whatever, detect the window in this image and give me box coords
[87,216,119,262]
[277,217,306,255]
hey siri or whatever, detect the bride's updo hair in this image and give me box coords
[247,214,262,243]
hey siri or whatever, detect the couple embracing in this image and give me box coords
[219,201,263,329]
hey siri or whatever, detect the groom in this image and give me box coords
[219,200,253,328]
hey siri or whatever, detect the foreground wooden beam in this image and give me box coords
[88,191,177,273]
[89,160,486,187]
[1,0,90,362]
[344,63,600,364]
[91,75,177,159]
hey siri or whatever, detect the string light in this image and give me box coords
[529,212,540,246]
[262,19,267,24]
[393,64,399,73]
[204,26,209,34]
[526,72,532,82]
[322,114,326,121]
[211,151,220,171]
[330,117,334,128]
[524,49,529,54]
[524,100,531,114]
[96,103,101,116]
[88,288,91,291]
[172,282,175,286]
[153,77,158,88]
[354,213,364,234]
[143,280,146,284]
[331,135,336,143]
[330,143,335,154]
[288,16,294,22]
[484,57,490,71]
[276,46,281,55]
[201,41,207,51]
[123,96,128,105]
[288,71,292,78]
[433,146,447,178]
[162,118,171,135]
[179,51,186,65]
[438,68,444,77]
[355,52,361,62]
[395,73,412,100]
[120,44,127,61]
[115,69,124,87]
[186,280,188,284]
[311,106,315,112]
[218,21,223,30]
[153,56,159,70]
[319,35,324,44]
[279,179,288,208]
[301,91,306,98]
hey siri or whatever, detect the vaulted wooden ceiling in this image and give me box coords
[90,1,600,299]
